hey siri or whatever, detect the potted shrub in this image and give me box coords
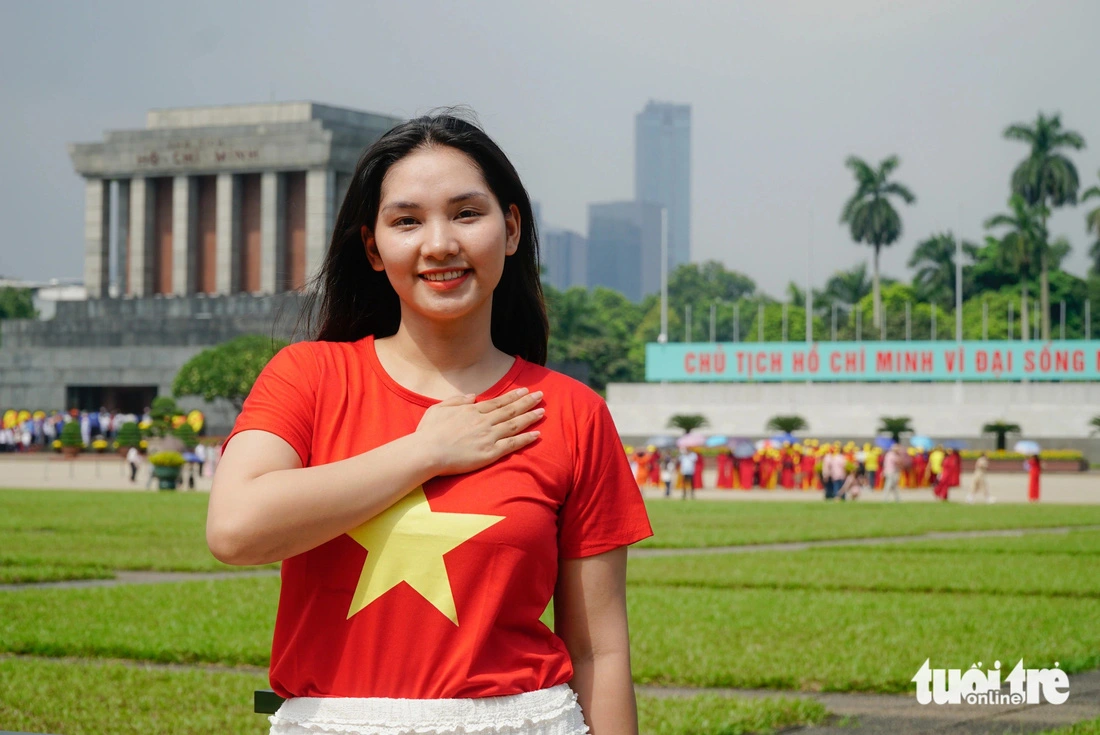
[59,421,84,458]
[91,438,108,453]
[116,421,141,457]
[149,451,185,490]
[174,423,198,451]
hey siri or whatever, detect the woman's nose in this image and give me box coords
[422,219,461,258]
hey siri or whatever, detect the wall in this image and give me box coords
[606,381,1100,459]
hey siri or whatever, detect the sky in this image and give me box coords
[1,0,1098,297]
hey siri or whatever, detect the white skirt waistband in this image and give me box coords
[269,683,588,735]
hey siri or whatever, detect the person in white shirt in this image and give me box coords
[126,446,142,483]
[966,452,994,504]
[678,448,698,500]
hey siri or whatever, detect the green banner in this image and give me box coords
[645,340,1100,382]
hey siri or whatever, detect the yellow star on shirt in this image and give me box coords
[345,486,503,624]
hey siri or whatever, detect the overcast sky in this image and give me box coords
[2,0,1098,297]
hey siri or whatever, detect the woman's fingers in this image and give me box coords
[485,391,543,425]
[475,387,530,414]
[490,405,545,442]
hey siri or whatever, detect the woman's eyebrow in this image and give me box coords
[379,192,488,215]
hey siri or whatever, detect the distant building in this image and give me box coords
[634,100,691,269]
[586,201,663,302]
[69,101,401,299]
[1,102,402,427]
[541,228,587,291]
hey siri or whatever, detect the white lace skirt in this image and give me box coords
[268,683,589,735]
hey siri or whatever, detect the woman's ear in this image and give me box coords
[504,204,521,256]
[361,225,385,272]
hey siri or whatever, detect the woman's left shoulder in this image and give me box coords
[519,363,607,419]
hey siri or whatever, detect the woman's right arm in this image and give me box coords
[207,389,544,566]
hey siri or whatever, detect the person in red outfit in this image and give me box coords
[208,115,651,734]
[1027,454,1042,502]
[739,455,756,489]
[779,445,795,489]
[716,451,734,489]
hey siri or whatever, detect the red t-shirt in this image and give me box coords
[226,335,652,700]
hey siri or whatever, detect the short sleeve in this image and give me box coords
[559,402,653,558]
[224,343,317,466]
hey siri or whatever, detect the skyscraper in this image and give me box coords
[586,201,663,302]
[541,227,587,291]
[634,100,691,269]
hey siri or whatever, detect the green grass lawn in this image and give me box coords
[1042,718,1100,735]
[3,491,1100,731]
[0,657,828,735]
[627,585,1100,691]
[4,539,1095,695]
[5,489,1100,584]
[640,500,1100,548]
[629,533,1100,598]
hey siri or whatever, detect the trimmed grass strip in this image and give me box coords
[0,656,829,735]
[640,501,1100,548]
[637,692,829,735]
[628,586,1100,692]
[0,578,278,666]
[628,544,1100,598]
[0,656,267,735]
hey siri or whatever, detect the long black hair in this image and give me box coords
[300,111,548,365]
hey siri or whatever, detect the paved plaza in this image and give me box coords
[1,454,1097,504]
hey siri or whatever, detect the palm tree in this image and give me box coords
[1083,169,1100,275]
[766,415,809,434]
[823,262,874,307]
[981,420,1021,451]
[985,196,1048,340]
[907,232,979,308]
[667,414,708,435]
[878,416,914,443]
[1004,113,1086,339]
[840,155,917,329]
[1090,416,1100,437]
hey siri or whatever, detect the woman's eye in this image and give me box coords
[394,217,417,227]
[457,210,480,219]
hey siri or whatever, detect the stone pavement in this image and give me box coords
[1,454,1098,503]
[640,667,1100,734]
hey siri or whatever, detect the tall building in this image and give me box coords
[634,100,691,269]
[69,102,401,298]
[586,201,663,302]
[541,227,587,291]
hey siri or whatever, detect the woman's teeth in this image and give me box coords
[422,270,466,281]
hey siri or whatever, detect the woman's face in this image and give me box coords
[363,145,520,329]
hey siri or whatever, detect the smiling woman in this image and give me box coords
[206,112,652,735]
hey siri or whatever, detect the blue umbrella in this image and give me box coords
[874,436,895,450]
[772,433,797,445]
[943,439,968,450]
[909,435,934,451]
[1014,440,1041,455]
[732,441,756,459]
[182,452,199,463]
[705,434,730,447]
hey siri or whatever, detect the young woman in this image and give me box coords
[207,114,652,735]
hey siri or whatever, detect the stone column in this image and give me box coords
[172,175,198,295]
[127,177,156,297]
[82,178,110,299]
[215,173,241,295]
[260,171,286,293]
[305,168,336,283]
[115,180,130,296]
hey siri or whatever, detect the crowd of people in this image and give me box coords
[630,441,1010,502]
[0,408,153,452]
